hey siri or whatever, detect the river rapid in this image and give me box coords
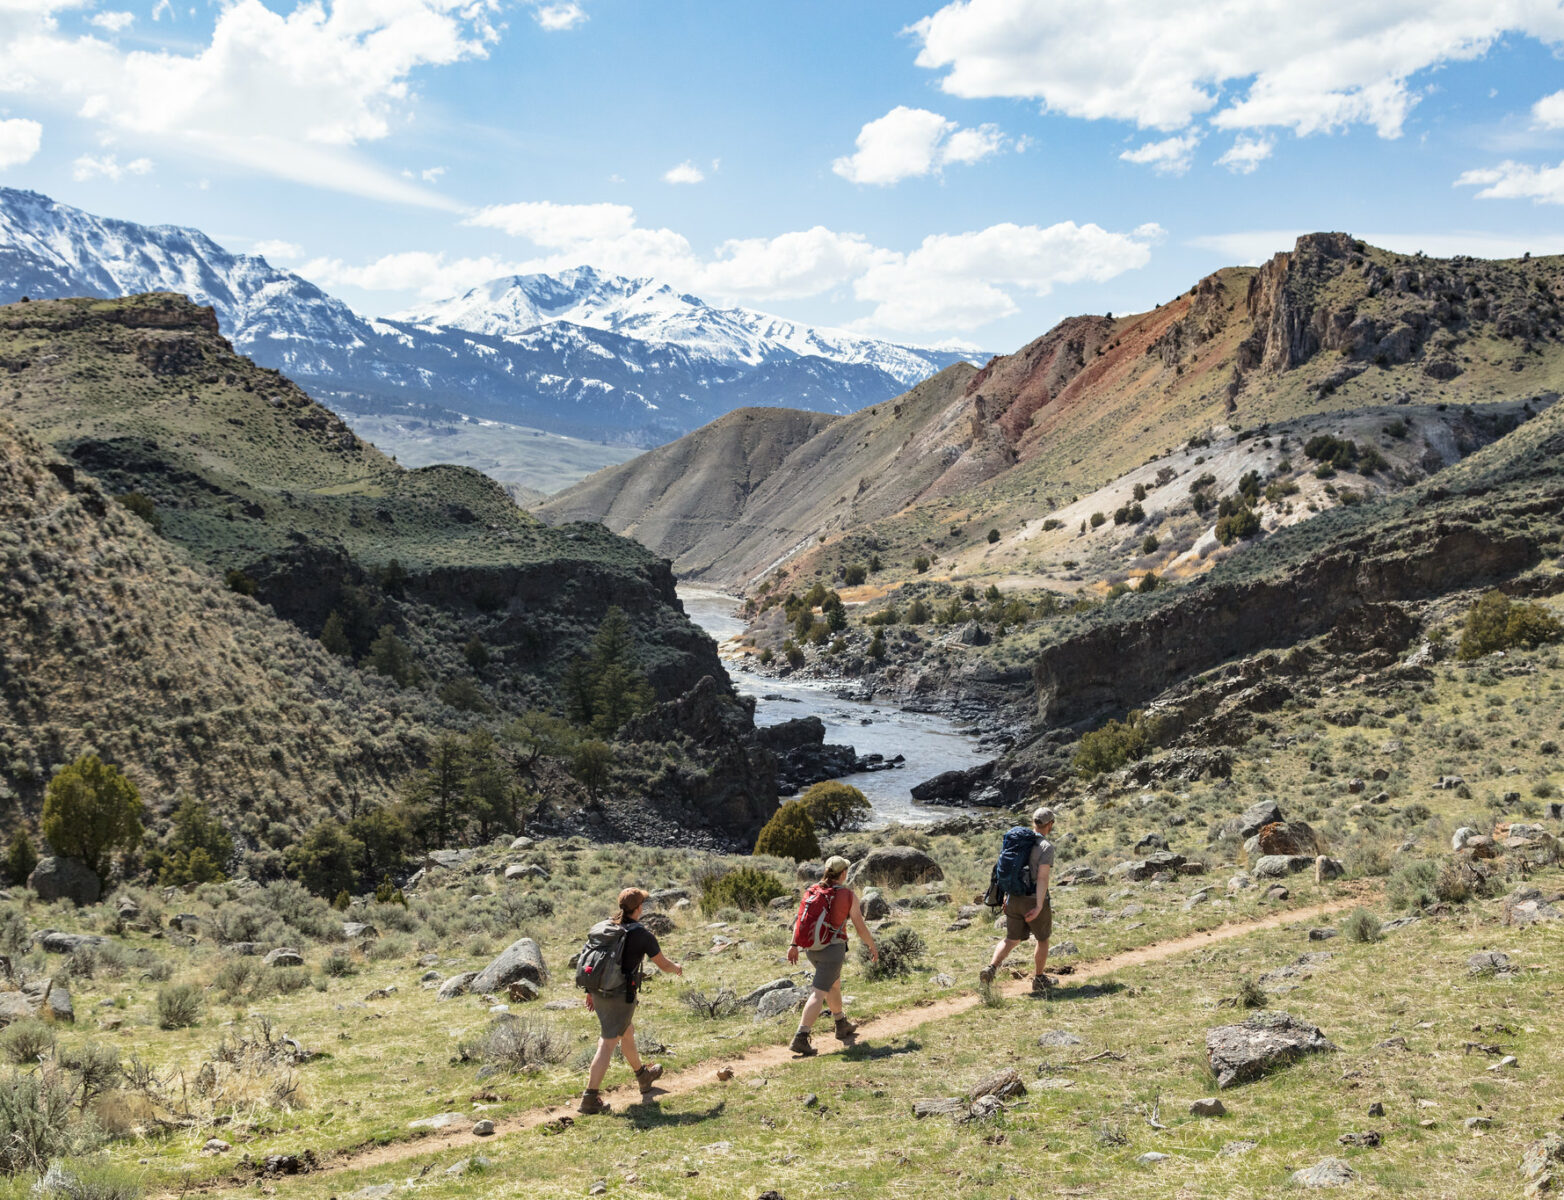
[678,586,990,827]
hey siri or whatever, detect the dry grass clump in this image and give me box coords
[457,1017,571,1075]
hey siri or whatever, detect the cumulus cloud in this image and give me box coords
[833,105,1006,185]
[466,200,641,245]
[72,153,153,181]
[1533,90,1564,130]
[0,117,42,169]
[1455,160,1564,205]
[1119,133,1199,175]
[88,10,133,32]
[1216,134,1274,174]
[251,238,303,261]
[0,0,499,207]
[532,2,586,31]
[662,160,705,185]
[302,250,531,297]
[911,0,1564,139]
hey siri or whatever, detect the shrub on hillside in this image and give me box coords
[906,598,932,623]
[861,927,925,979]
[700,866,788,915]
[27,1158,144,1200]
[41,754,145,881]
[1341,908,1381,943]
[146,795,233,886]
[155,984,202,1030]
[0,1067,100,1174]
[459,1016,570,1073]
[753,801,821,862]
[1074,717,1150,779]
[843,564,867,586]
[801,782,871,835]
[1215,506,1260,544]
[0,1019,55,1066]
[1458,590,1562,659]
[913,556,931,573]
[4,832,35,888]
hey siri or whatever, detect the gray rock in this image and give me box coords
[1508,899,1562,925]
[738,978,798,1007]
[1290,1158,1356,1188]
[1053,941,1078,957]
[32,931,104,954]
[912,1097,968,1119]
[1228,872,1254,891]
[1137,1152,1169,1164]
[1135,833,1169,853]
[1467,950,1513,976]
[754,986,811,1021]
[1308,928,1339,942]
[202,1139,232,1154]
[408,1112,467,1130]
[1054,865,1104,886]
[1367,1102,1385,1117]
[1464,1116,1493,1130]
[1205,1011,1336,1088]
[504,864,550,882]
[471,937,548,993]
[1252,855,1314,879]
[264,948,305,967]
[436,972,478,1000]
[1190,1097,1226,1116]
[342,923,379,940]
[506,979,540,1002]
[1314,857,1346,884]
[967,1094,1005,1121]
[425,849,474,870]
[860,889,891,920]
[845,846,943,887]
[508,836,536,851]
[638,912,676,936]
[27,858,101,906]
[650,887,689,905]
[419,970,441,982]
[1238,799,1286,839]
[1109,851,1186,882]
[968,1067,1026,1101]
[1220,1140,1258,1157]
[1037,1030,1083,1048]
[1488,1055,1519,1071]
[1183,889,1212,911]
[224,942,265,956]
[472,1119,495,1136]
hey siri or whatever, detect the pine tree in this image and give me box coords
[41,754,144,880]
[463,635,490,669]
[320,611,352,658]
[5,830,37,886]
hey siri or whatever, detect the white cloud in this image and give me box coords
[662,160,705,185]
[0,0,499,207]
[1216,134,1274,174]
[911,0,1564,139]
[1119,133,1199,175]
[833,105,1006,185]
[1455,159,1564,205]
[532,2,586,31]
[699,227,893,301]
[851,220,1160,333]
[302,250,529,296]
[0,117,42,169]
[420,166,446,183]
[1533,90,1564,130]
[251,238,303,261]
[88,10,133,32]
[71,153,153,181]
[466,201,640,245]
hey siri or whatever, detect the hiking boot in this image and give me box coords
[577,1090,610,1115]
[832,1016,857,1041]
[789,1030,817,1057]
[1030,974,1053,995]
[634,1063,664,1095]
[978,965,997,985]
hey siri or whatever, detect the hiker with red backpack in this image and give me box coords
[786,855,878,1056]
[576,887,684,1114]
[980,807,1057,996]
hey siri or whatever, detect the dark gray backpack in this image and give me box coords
[575,920,637,996]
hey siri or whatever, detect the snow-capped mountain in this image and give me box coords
[394,266,965,390]
[0,189,974,445]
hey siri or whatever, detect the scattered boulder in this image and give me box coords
[1206,1011,1336,1089]
[508,836,535,851]
[1228,872,1254,892]
[504,864,550,882]
[1252,855,1314,879]
[1037,1029,1083,1048]
[738,978,797,1007]
[202,1139,232,1154]
[968,1068,1026,1101]
[425,849,474,870]
[437,972,478,1001]
[472,938,548,993]
[342,923,379,940]
[1291,1158,1356,1189]
[1467,950,1514,976]
[1507,899,1562,926]
[1137,1152,1169,1164]
[1055,865,1104,887]
[224,942,265,956]
[638,911,676,936]
[472,1119,495,1136]
[754,987,811,1021]
[1308,928,1339,942]
[263,948,305,968]
[1338,1131,1381,1148]
[168,913,201,932]
[1523,1133,1564,1198]
[1265,884,1290,901]
[1314,857,1345,884]
[31,931,104,954]
[845,847,943,887]
[859,890,891,920]
[1134,833,1169,853]
[1238,799,1286,838]
[650,887,689,905]
[1435,776,1466,791]
[507,980,540,1003]
[1109,851,1186,882]
[1256,821,1321,858]
[26,858,101,906]
[1190,1097,1226,1117]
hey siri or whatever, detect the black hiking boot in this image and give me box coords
[634,1063,664,1095]
[833,1016,857,1041]
[578,1089,610,1115]
[789,1029,817,1057]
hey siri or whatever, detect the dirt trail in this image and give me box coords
[185,897,1358,1191]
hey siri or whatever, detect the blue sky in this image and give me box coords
[3,0,1564,353]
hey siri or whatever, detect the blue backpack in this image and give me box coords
[992,826,1040,899]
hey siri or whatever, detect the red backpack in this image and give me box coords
[793,883,852,950]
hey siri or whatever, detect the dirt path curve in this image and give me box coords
[173,896,1362,1192]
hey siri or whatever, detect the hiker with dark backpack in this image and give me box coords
[576,887,684,1114]
[786,855,877,1056]
[979,807,1057,995]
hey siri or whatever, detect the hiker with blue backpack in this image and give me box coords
[980,807,1057,995]
[576,887,684,1114]
[786,855,878,1057]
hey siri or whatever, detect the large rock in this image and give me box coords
[32,931,104,954]
[638,911,676,936]
[1108,851,1186,881]
[342,923,379,940]
[436,972,477,1001]
[1238,799,1286,839]
[968,1068,1026,1101]
[1252,854,1314,879]
[503,864,550,882]
[1206,1011,1336,1088]
[1524,1133,1564,1198]
[1291,1159,1356,1189]
[860,889,891,920]
[738,978,797,1008]
[1255,820,1321,857]
[1314,856,1346,883]
[471,937,548,993]
[0,978,72,1026]
[26,857,101,906]
[845,847,943,887]
[264,948,305,967]
[754,986,811,1020]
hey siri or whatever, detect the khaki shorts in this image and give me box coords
[1004,895,1053,943]
[805,942,848,992]
[593,992,637,1039]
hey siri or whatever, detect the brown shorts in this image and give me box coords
[805,941,848,992]
[1004,895,1053,943]
[593,993,636,1039]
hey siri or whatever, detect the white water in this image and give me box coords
[679,586,990,826]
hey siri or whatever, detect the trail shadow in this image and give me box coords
[620,1100,727,1129]
[840,1037,923,1062]
[1034,981,1125,1003]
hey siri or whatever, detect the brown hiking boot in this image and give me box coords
[978,965,997,985]
[577,1090,609,1115]
[789,1030,817,1057]
[1030,974,1053,995]
[833,1016,857,1041]
[635,1063,664,1095]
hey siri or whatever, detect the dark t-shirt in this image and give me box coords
[620,922,660,1002]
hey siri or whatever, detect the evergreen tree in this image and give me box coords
[285,820,363,897]
[465,728,518,840]
[41,754,144,880]
[405,735,470,848]
[320,611,352,659]
[367,625,417,687]
[754,800,821,861]
[346,806,411,884]
[463,635,490,669]
[155,795,233,885]
[570,739,614,804]
[5,830,37,886]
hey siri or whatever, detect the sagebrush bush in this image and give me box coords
[0,1067,101,1174]
[0,1019,54,1066]
[680,988,740,1019]
[461,1016,570,1073]
[27,1158,144,1200]
[321,951,357,978]
[700,866,789,914]
[155,984,202,1030]
[1236,978,1268,1009]
[1341,908,1381,943]
[861,927,925,979]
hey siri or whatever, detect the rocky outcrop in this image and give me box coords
[471,937,548,994]
[27,857,101,906]
[755,715,860,795]
[846,847,944,887]
[1206,1011,1336,1088]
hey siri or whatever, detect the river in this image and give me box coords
[678,586,990,826]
